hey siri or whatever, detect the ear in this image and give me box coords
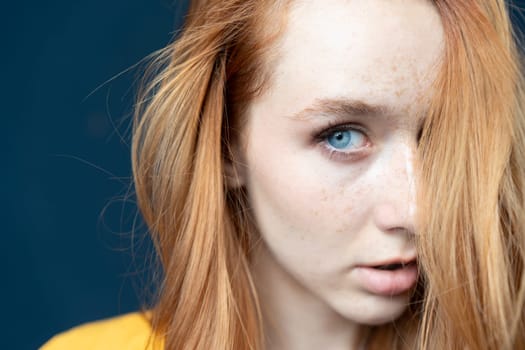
[223,140,247,189]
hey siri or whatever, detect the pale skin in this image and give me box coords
[231,0,444,349]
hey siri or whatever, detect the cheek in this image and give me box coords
[247,160,324,238]
[244,138,371,269]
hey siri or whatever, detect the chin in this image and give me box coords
[335,294,411,325]
[356,309,408,326]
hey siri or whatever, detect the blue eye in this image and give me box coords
[326,129,366,150]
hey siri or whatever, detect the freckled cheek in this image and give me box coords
[331,187,370,235]
[245,136,369,238]
[252,179,322,232]
[253,173,365,239]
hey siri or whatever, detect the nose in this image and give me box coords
[372,141,417,235]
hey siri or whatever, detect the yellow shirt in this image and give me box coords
[40,312,163,350]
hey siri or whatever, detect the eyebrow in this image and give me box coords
[291,97,391,120]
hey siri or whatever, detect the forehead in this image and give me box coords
[254,0,444,121]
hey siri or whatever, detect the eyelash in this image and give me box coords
[313,122,371,161]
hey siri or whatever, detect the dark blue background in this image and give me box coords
[5,1,187,349]
[4,1,525,349]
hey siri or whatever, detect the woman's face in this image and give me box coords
[236,0,443,325]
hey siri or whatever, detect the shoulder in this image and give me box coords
[40,312,162,350]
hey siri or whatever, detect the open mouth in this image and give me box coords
[357,259,419,295]
[373,261,416,271]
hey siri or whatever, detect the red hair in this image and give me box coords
[132,1,525,348]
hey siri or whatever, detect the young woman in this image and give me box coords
[43,0,525,349]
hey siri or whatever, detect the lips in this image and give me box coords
[355,258,418,296]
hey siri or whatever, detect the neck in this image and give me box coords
[250,243,367,350]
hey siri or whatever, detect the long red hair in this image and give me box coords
[132,1,525,348]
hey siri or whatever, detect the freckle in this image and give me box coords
[320,188,328,202]
[360,74,372,83]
